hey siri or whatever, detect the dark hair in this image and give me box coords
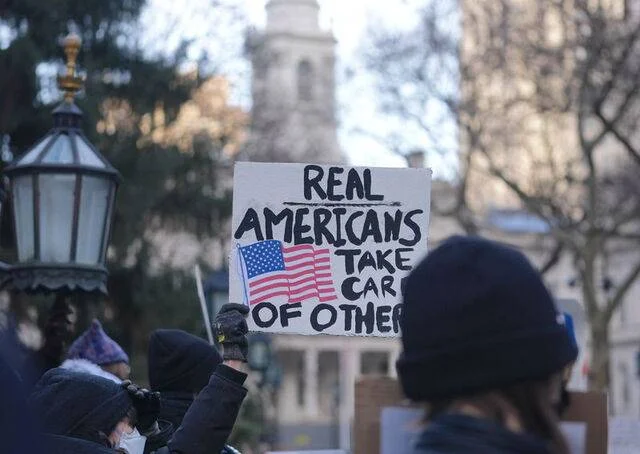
[125,405,138,428]
[425,378,569,454]
[98,405,137,448]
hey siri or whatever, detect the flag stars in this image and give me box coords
[240,240,285,278]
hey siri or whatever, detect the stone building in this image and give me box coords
[460,0,640,418]
[246,0,343,164]
[250,3,640,452]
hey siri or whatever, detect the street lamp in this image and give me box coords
[0,135,13,223]
[3,33,120,294]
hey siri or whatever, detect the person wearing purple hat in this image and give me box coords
[63,319,130,381]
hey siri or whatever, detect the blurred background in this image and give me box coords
[2,0,640,452]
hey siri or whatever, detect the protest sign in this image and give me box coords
[563,390,608,454]
[380,407,422,454]
[267,451,346,454]
[608,417,640,454]
[230,162,432,336]
[353,377,607,454]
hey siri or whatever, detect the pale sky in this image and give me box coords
[140,0,454,175]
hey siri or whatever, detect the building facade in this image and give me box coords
[246,1,391,450]
[246,2,640,451]
[460,0,640,418]
[247,0,343,164]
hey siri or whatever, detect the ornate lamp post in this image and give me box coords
[3,34,120,294]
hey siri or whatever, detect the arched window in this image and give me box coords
[297,59,314,102]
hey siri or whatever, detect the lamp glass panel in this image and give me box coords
[76,175,111,265]
[38,174,75,262]
[13,176,35,261]
[76,139,106,168]
[41,135,73,164]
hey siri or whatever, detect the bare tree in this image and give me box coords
[362,0,640,391]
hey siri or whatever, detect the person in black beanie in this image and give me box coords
[146,303,250,454]
[397,236,578,454]
[29,367,159,454]
[148,328,224,429]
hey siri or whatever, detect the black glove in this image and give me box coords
[121,380,161,433]
[213,303,250,362]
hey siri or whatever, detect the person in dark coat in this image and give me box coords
[28,368,146,454]
[0,345,44,454]
[148,328,224,428]
[397,236,578,454]
[147,303,250,454]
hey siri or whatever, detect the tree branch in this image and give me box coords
[605,255,640,321]
[476,141,579,248]
[539,241,564,276]
[592,23,640,114]
[594,109,640,167]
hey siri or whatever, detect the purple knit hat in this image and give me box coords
[66,319,129,366]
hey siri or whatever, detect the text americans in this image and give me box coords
[233,207,424,247]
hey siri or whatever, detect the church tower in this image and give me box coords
[248,0,344,163]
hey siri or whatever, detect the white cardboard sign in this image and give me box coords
[230,162,431,336]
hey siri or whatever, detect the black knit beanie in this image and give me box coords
[397,236,578,401]
[29,368,131,444]
[148,329,222,393]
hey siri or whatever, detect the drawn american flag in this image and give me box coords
[238,240,338,305]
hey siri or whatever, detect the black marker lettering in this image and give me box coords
[339,304,357,331]
[334,249,361,275]
[293,208,314,244]
[340,276,360,301]
[345,168,365,200]
[280,302,302,327]
[381,275,396,297]
[252,302,277,328]
[376,249,395,274]
[392,303,403,334]
[264,207,293,242]
[376,305,392,333]
[304,165,326,200]
[345,211,364,246]
[384,210,403,242]
[357,251,376,273]
[363,169,383,201]
[355,302,375,334]
[360,209,383,243]
[396,248,413,271]
[332,208,347,247]
[313,208,335,245]
[234,208,264,241]
[400,209,423,246]
[362,277,379,299]
[311,304,338,332]
[327,167,345,201]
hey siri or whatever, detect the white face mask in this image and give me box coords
[116,427,147,454]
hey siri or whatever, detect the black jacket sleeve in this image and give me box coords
[168,364,248,454]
